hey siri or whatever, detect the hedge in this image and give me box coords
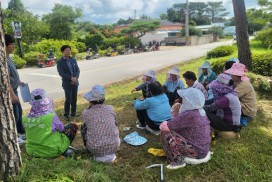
[24,51,41,65]
[207,46,235,59]
[12,55,26,69]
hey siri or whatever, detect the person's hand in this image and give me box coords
[139,97,145,101]
[71,77,77,85]
[173,98,182,105]
[160,121,170,132]
[131,88,137,93]
[11,94,19,104]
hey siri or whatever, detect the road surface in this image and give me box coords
[18,41,232,109]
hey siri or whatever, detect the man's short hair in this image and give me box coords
[183,71,197,81]
[149,81,164,96]
[224,61,236,70]
[5,34,15,46]
[60,45,71,52]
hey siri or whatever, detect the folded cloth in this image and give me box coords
[124,131,147,146]
[148,148,166,156]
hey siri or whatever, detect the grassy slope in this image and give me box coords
[16,46,272,182]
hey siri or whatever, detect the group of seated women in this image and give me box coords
[21,58,257,170]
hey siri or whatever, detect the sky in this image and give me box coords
[2,0,258,24]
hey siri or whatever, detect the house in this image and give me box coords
[195,23,225,34]
[114,20,184,45]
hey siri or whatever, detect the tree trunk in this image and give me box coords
[232,0,252,70]
[0,6,22,181]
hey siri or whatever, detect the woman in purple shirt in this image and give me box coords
[160,88,211,169]
[204,74,242,133]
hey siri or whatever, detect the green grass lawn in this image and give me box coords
[17,50,272,182]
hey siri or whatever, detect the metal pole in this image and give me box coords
[17,38,23,58]
[185,0,190,45]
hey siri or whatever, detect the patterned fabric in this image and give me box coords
[161,131,199,165]
[177,88,206,116]
[64,123,78,143]
[166,110,211,159]
[84,85,105,102]
[209,74,236,99]
[28,89,54,118]
[7,56,20,90]
[82,104,120,157]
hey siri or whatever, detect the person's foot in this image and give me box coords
[64,115,70,121]
[136,123,146,130]
[18,137,26,145]
[184,151,212,165]
[71,113,79,117]
[166,163,186,169]
[18,133,26,140]
[62,149,73,158]
[145,125,160,135]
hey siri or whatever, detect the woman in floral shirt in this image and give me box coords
[81,85,120,163]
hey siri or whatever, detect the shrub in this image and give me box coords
[24,51,40,65]
[98,49,107,57]
[207,46,235,59]
[74,41,86,53]
[252,53,272,76]
[247,73,272,94]
[31,39,79,59]
[12,55,26,69]
[255,28,272,48]
[210,57,231,74]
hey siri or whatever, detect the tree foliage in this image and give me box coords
[121,20,160,38]
[206,1,229,23]
[42,4,82,40]
[7,0,25,13]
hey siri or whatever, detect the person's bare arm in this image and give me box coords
[9,85,19,104]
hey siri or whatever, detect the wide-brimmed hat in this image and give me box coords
[84,85,105,102]
[167,67,180,76]
[124,131,147,146]
[28,88,54,118]
[224,63,247,77]
[145,70,156,78]
[177,88,205,113]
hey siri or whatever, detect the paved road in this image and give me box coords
[19,41,232,109]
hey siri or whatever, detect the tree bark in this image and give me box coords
[0,5,22,182]
[232,0,252,70]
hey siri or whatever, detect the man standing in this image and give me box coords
[57,45,80,121]
[5,34,25,144]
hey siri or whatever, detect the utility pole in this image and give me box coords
[185,0,190,45]
[134,9,136,20]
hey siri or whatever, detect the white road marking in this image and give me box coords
[28,73,60,78]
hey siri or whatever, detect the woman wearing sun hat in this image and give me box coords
[198,61,217,87]
[163,67,184,106]
[131,70,157,99]
[204,74,242,137]
[81,85,120,163]
[160,88,211,169]
[22,88,78,158]
[224,63,257,125]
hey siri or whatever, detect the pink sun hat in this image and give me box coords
[224,63,250,82]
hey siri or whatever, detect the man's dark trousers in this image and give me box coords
[64,85,78,116]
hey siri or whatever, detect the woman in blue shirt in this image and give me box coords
[163,67,184,106]
[134,81,172,135]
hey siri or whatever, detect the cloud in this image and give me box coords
[2,0,257,24]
